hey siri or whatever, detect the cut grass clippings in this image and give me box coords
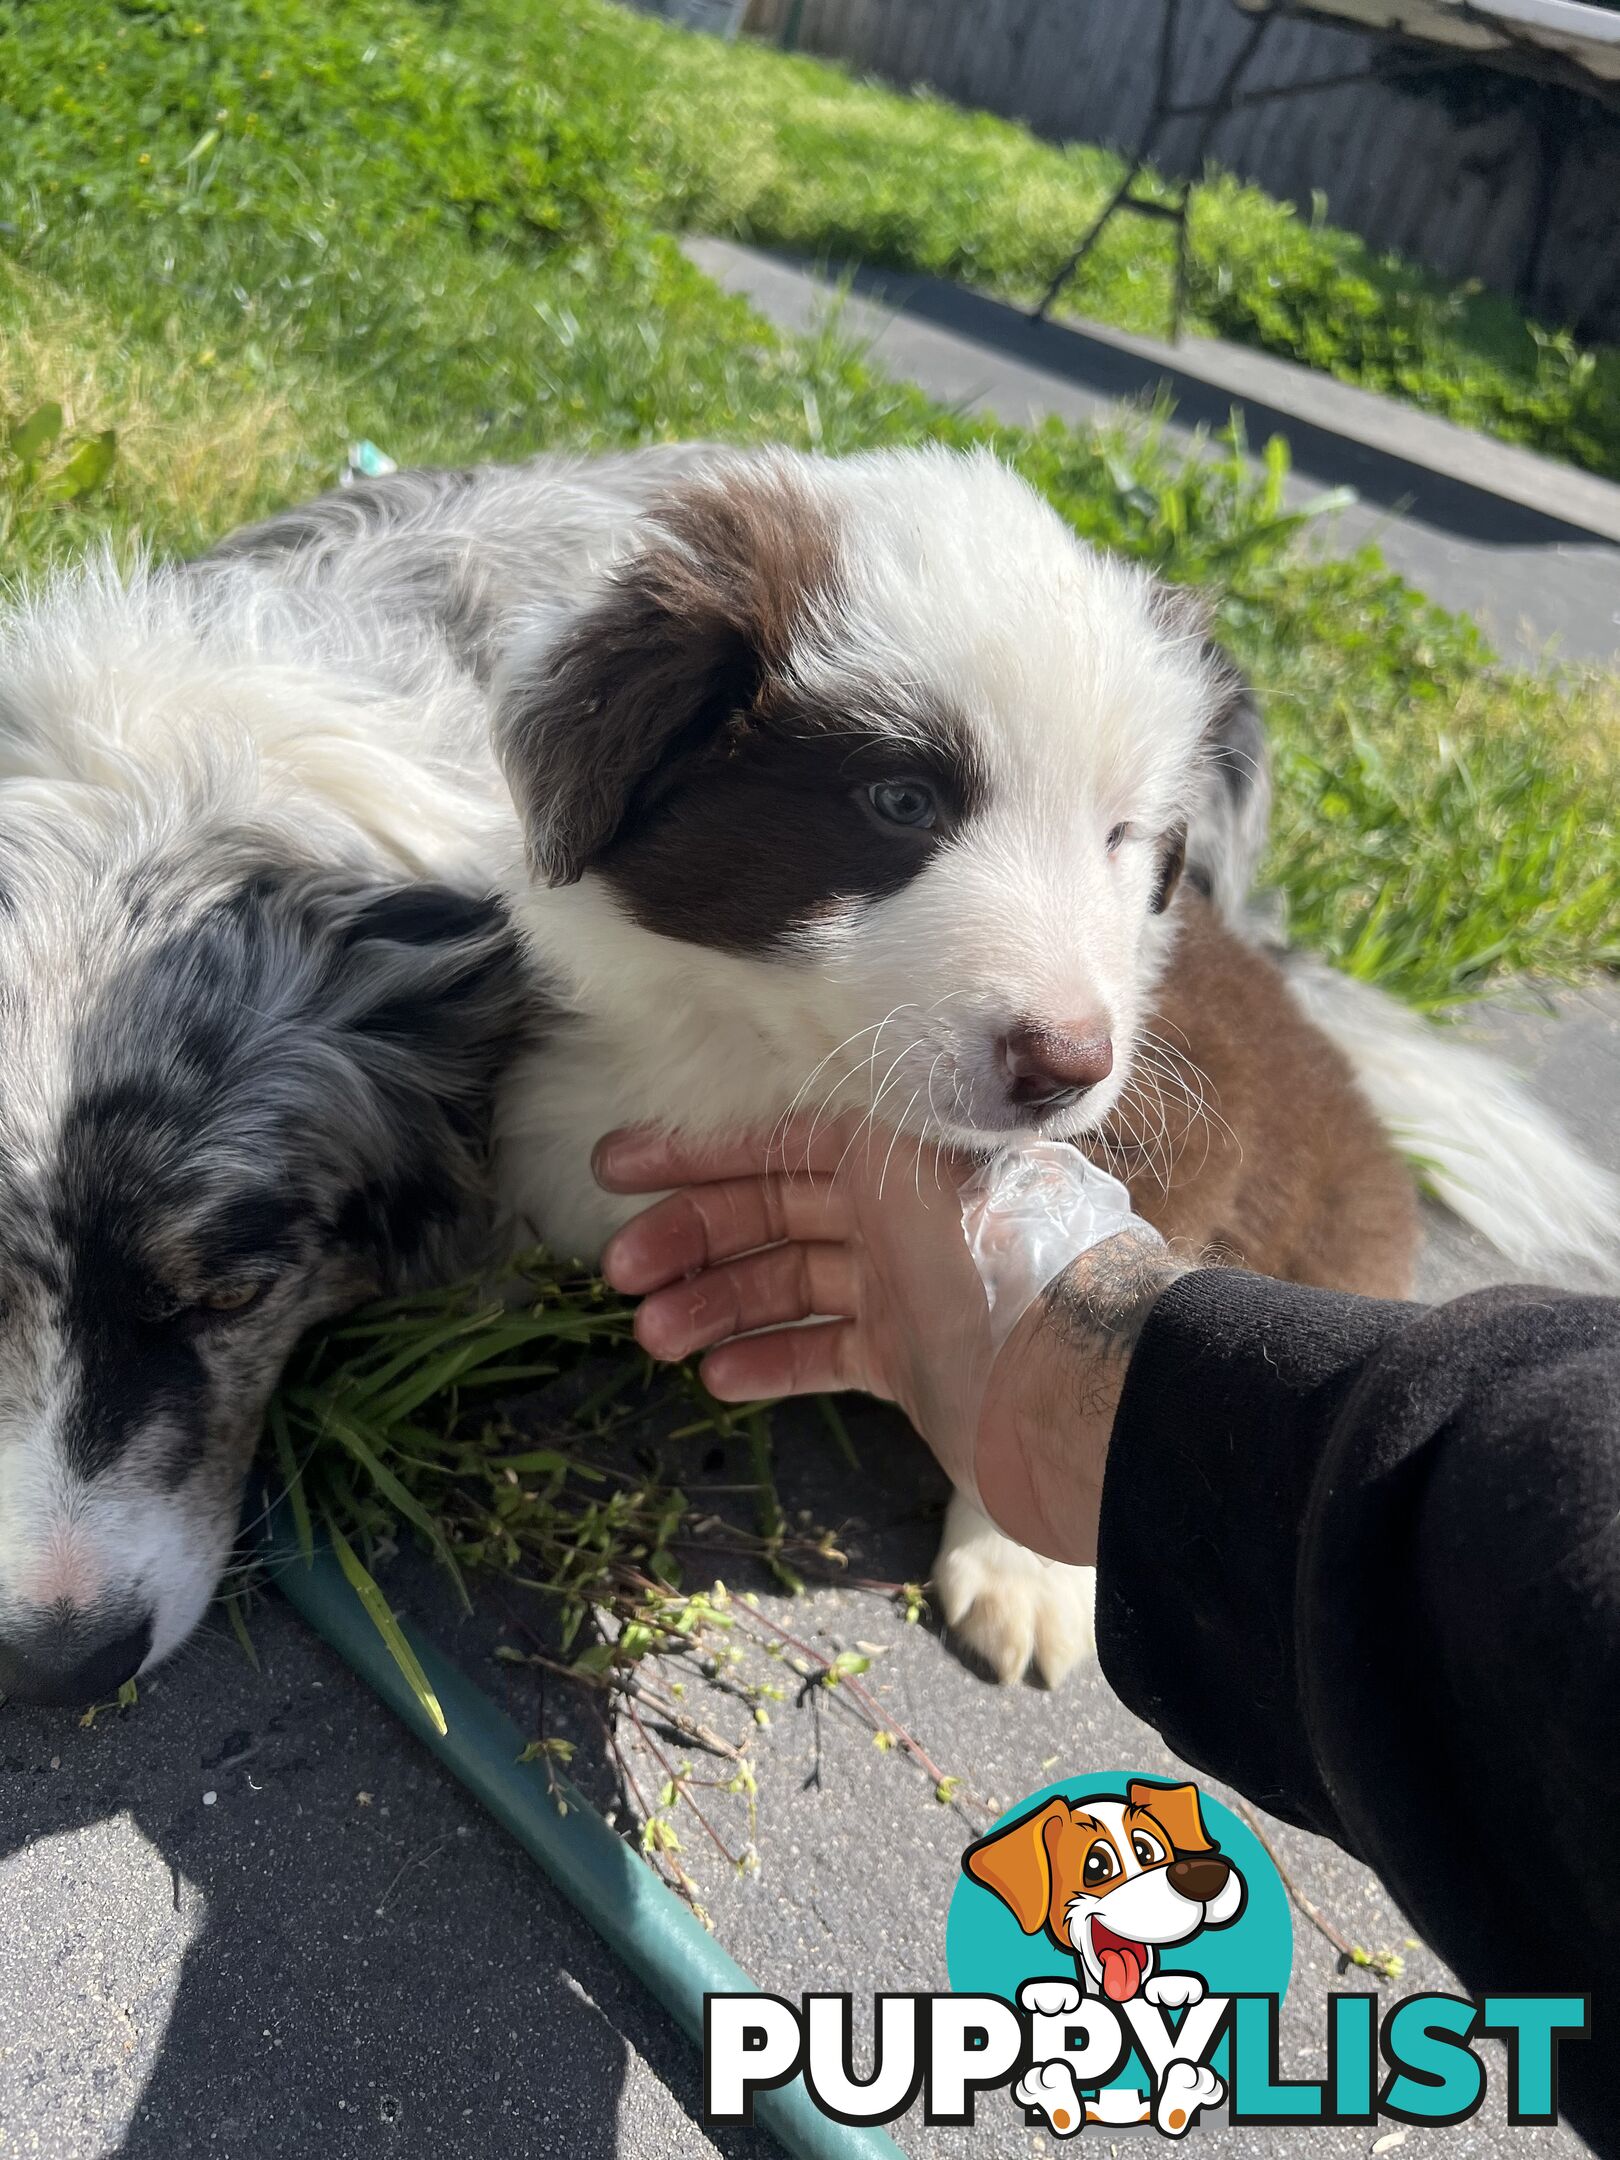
[264,1256,958,1906]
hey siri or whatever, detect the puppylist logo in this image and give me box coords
[704,1772,1588,2139]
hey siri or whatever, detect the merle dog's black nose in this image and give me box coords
[0,1614,153,1708]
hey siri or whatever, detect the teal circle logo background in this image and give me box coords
[946,1772,1293,2007]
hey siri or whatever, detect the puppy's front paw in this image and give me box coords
[1015,2061,1084,2137]
[1144,1972,1205,2010]
[933,1493,1096,1686]
[1018,1978,1084,2019]
[1156,2060,1224,2136]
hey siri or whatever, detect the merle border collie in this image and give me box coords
[0,444,1611,1706]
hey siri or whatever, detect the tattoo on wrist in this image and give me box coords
[1037,1230,1184,1409]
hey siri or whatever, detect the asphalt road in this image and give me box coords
[3,988,1615,2160]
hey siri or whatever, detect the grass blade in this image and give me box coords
[320,1407,471,1613]
[327,1519,448,1738]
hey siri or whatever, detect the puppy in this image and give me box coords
[245,441,1592,1687]
[478,446,1421,1681]
[0,556,527,1707]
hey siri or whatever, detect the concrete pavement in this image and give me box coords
[681,237,1620,668]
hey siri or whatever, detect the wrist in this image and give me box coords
[972,1230,1183,1566]
[1042,1228,1185,1368]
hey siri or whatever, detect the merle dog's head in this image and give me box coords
[495,447,1265,1151]
[0,817,524,1707]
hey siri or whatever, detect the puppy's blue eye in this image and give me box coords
[1106,822,1131,853]
[867,780,938,831]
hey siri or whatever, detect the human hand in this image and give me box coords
[593,1117,1180,1566]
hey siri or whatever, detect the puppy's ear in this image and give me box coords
[494,465,839,887]
[1146,577,1271,921]
[320,880,529,1284]
[1128,1779,1216,1856]
[1151,822,1187,915]
[962,1799,1069,1933]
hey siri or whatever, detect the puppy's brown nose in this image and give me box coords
[1167,1854,1232,1903]
[1000,1020,1114,1109]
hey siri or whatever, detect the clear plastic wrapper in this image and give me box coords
[960,1142,1156,1355]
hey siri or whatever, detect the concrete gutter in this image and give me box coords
[1048,300,1620,546]
[686,236,1620,547]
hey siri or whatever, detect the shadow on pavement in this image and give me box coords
[0,1556,781,2160]
[821,258,1606,549]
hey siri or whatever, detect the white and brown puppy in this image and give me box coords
[444,443,1606,1686]
[486,448,1286,1683]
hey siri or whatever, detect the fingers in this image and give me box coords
[699,1320,871,1404]
[631,1240,860,1361]
[601,1172,854,1297]
[593,1114,861,1196]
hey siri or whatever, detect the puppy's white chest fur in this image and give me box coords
[493,961,821,1261]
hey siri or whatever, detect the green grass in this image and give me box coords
[4,0,1616,1814]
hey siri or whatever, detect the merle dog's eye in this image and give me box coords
[1106,822,1132,853]
[866,780,938,831]
[197,1280,271,1318]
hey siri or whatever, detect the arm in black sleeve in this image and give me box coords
[1095,1273,1620,2144]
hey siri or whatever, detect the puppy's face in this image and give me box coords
[963,1780,1246,2004]
[497,448,1247,1148]
[0,822,521,1707]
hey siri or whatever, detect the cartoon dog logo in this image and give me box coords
[962,1778,1246,2135]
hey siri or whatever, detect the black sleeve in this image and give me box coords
[1096,1272,1620,2145]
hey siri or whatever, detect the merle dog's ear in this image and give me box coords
[493,467,838,887]
[321,882,530,1283]
[328,883,529,1127]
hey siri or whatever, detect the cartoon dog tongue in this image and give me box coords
[1092,1926,1146,2002]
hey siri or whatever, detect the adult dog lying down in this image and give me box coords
[0,445,1610,1707]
